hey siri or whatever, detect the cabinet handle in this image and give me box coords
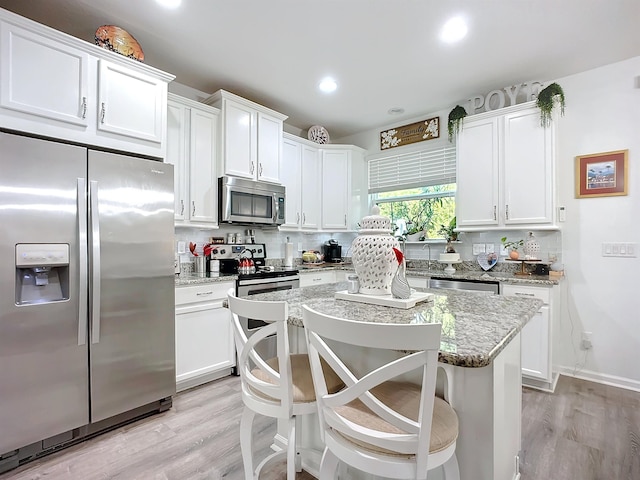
[180,199,184,215]
[505,204,510,220]
[250,162,255,175]
[344,214,347,225]
[493,205,497,221]
[296,212,300,224]
[192,201,196,216]
[259,163,263,176]
[302,212,306,224]
[196,291,213,296]
[100,103,106,123]
[81,97,87,119]
[514,292,535,297]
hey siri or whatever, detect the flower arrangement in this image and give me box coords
[447,105,467,142]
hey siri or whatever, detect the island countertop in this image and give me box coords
[244,281,543,368]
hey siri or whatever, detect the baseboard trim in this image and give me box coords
[555,366,640,393]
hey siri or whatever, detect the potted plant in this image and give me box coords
[447,105,467,142]
[501,236,524,259]
[536,82,565,127]
[438,216,458,252]
[406,223,426,241]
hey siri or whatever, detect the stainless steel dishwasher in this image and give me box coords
[429,277,500,294]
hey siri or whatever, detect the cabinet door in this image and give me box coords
[503,108,554,225]
[301,145,321,229]
[222,99,256,179]
[520,306,550,380]
[456,117,500,227]
[0,21,90,127]
[281,138,302,228]
[166,100,188,221]
[188,108,217,224]
[175,304,235,391]
[257,111,282,184]
[97,59,164,143]
[321,149,350,230]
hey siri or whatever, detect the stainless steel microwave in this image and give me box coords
[218,176,285,226]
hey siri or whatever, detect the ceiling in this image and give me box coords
[1,0,639,140]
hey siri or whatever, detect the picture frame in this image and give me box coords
[575,149,628,198]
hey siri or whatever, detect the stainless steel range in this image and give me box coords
[210,244,299,364]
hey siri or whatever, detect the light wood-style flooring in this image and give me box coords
[1,375,638,479]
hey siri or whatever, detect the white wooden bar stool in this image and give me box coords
[227,289,343,480]
[302,305,460,480]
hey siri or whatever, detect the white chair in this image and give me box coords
[227,289,343,480]
[302,305,460,480]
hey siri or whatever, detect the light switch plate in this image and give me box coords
[485,243,495,254]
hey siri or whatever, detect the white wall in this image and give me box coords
[553,56,640,390]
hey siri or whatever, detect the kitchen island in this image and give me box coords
[246,282,542,480]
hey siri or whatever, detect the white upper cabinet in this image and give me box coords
[96,60,165,144]
[204,90,287,184]
[0,21,90,128]
[166,94,219,226]
[280,134,320,230]
[456,102,556,231]
[0,9,173,158]
[321,148,351,230]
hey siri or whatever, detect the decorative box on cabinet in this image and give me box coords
[167,94,219,226]
[456,102,556,231]
[204,89,287,184]
[0,9,173,158]
[175,282,235,392]
[502,283,559,392]
[280,133,321,230]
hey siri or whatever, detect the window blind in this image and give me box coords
[368,146,456,193]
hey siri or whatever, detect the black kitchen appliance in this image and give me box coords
[323,239,342,263]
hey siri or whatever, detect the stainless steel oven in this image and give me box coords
[234,270,299,373]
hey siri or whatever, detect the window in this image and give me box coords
[368,146,456,239]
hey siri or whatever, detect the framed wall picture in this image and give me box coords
[575,149,628,198]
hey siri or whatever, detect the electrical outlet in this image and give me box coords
[177,241,186,254]
[472,243,486,255]
[499,245,508,256]
[298,242,303,252]
[581,331,593,350]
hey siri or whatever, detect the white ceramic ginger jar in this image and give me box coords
[523,231,540,259]
[350,206,400,295]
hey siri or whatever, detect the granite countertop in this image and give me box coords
[244,281,543,368]
[176,261,560,287]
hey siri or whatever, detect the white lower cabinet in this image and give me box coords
[502,284,557,391]
[175,282,235,392]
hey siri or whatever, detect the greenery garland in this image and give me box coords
[536,82,565,127]
[447,105,467,142]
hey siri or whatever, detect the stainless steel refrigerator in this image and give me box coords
[0,131,175,469]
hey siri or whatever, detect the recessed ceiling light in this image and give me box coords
[156,0,181,9]
[440,16,468,43]
[319,77,337,93]
[388,108,405,115]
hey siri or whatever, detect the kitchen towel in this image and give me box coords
[284,242,294,267]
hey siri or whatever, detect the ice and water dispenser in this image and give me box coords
[15,243,70,305]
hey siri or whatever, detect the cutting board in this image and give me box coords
[335,290,434,309]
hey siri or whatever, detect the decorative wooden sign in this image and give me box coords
[380,117,439,150]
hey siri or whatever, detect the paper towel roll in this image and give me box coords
[284,242,294,267]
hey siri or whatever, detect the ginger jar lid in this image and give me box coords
[359,205,392,234]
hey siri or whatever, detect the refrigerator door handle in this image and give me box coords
[89,180,101,344]
[77,178,88,346]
